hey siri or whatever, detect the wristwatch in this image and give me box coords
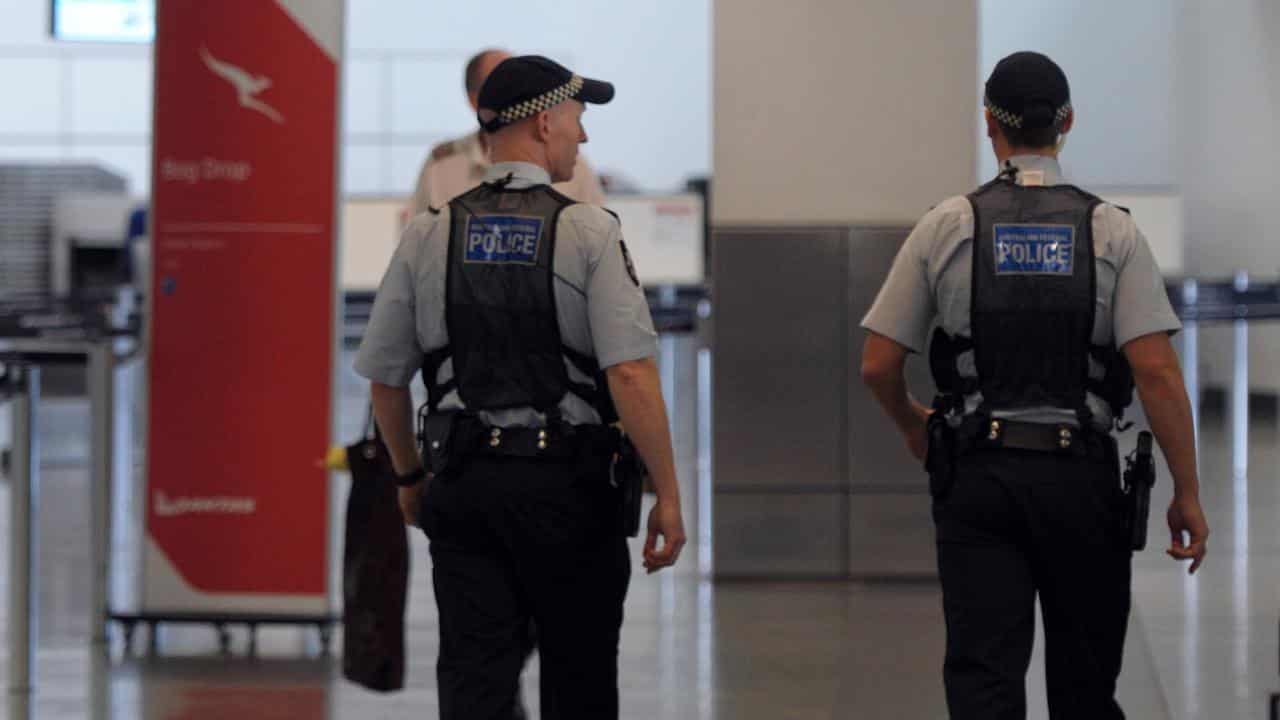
[394,466,427,487]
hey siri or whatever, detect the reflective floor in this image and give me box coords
[0,343,1272,719]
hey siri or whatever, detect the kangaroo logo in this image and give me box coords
[200,46,285,125]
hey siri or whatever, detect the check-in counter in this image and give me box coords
[339,194,706,292]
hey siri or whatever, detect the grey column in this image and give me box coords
[8,365,40,693]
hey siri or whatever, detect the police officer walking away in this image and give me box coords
[356,56,686,719]
[860,52,1209,719]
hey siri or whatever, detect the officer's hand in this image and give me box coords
[906,422,929,462]
[905,408,932,462]
[398,481,427,527]
[1167,496,1209,574]
[643,500,686,574]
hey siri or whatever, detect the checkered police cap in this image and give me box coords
[984,51,1072,130]
[477,55,614,133]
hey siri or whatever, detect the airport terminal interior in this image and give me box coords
[2,1,1280,718]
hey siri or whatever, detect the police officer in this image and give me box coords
[860,52,1209,719]
[410,48,606,215]
[356,55,686,720]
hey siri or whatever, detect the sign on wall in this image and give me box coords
[145,0,342,615]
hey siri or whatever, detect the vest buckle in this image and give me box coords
[1058,427,1074,449]
[988,420,1002,441]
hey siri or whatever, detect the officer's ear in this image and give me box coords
[534,109,556,143]
[1058,109,1074,136]
[984,109,1002,141]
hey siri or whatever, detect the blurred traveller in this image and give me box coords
[860,51,1209,720]
[356,55,685,720]
[410,48,606,214]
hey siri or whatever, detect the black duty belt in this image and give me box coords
[457,418,619,460]
[960,417,1113,459]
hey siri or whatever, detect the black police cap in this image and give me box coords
[476,55,615,133]
[984,51,1071,130]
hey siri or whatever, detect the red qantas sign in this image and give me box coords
[148,0,337,600]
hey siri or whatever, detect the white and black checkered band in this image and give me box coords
[495,75,585,127]
[984,94,1072,129]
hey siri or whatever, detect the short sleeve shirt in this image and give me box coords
[860,154,1181,428]
[356,161,658,427]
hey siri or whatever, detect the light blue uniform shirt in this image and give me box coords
[354,162,659,427]
[861,155,1181,429]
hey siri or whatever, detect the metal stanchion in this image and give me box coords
[658,286,678,416]
[696,346,713,578]
[1232,271,1249,480]
[695,298,713,578]
[87,343,115,646]
[7,365,40,694]
[1180,279,1200,449]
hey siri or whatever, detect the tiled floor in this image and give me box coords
[1131,410,1280,720]
[0,343,1270,718]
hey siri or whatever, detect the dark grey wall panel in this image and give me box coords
[711,224,937,580]
[713,492,844,578]
[848,493,937,578]
[846,226,936,491]
[844,226,937,578]
[712,227,849,491]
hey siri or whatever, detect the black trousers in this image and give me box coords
[418,453,630,720]
[932,445,1132,720]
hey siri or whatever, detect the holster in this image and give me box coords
[612,435,646,538]
[925,412,957,501]
[1123,431,1156,551]
[417,407,462,476]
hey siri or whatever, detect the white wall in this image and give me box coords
[345,0,711,196]
[979,0,1178,188]
[1176,0,1280,278]
[0,0,711,197]
[1175,1,1280,391]
[980,1,1280,390]
[714,0,978,225]
[0,0,153,192]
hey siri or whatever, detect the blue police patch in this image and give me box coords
[993,224,1075,275]
[464,215,544,265]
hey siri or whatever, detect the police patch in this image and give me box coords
[620,240,640,287]
[993,224,1075,275]
[464,215,544,265]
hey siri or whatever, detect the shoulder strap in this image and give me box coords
[362,402,377,441]
[420,346,455,413]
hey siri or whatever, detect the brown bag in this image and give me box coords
[341,407,409,692]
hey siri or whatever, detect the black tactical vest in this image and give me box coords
[418,180,617,424]
[930,177,1134,425]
